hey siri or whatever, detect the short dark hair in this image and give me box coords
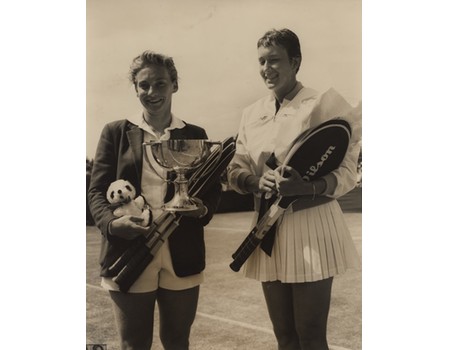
[129,50,178,88]
[257,28,302,72]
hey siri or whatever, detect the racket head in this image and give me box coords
[277,119,351,209]
[189,136,236,197]
[283,118,351,181]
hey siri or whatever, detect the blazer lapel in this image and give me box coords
[126,126,144,185]
[170,127,189,140]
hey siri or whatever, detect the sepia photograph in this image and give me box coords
[5,1,450,349]
[86,0,362,349]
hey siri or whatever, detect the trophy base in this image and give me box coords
[163,197,199,212]
[163,205,198,212]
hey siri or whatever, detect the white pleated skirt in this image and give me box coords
[243,199,360,283]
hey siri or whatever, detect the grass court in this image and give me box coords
[87,210,361,350]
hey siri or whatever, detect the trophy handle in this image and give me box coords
[142,140,166,169]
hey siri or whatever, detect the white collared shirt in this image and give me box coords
[127,113,186,218]
[228,87,362,200]
[228,87,319,190]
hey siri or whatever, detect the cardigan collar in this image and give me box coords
[264,85,318,118]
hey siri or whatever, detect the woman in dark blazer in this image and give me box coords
[88,50,221,350]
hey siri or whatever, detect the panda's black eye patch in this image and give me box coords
[110,191,115,199]
[125,185,132,191]
[118,190,122,194]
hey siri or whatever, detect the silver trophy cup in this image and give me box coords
[143,139,221,212]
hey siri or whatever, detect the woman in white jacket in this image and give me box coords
[227,28,361,350]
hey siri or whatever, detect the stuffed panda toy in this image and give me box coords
[106,179,151,227]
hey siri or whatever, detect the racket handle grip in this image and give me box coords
[231,227,257,259]
[229,233,262,272]
[113,245,154,293]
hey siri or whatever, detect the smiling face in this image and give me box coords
[257,45,299,101]
[135,64,178,119]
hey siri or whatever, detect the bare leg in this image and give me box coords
[157,286,200,350]
[292,277,333,350]
[262,281,301,350]
[109,290,157,350]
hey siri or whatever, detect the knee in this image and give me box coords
[297,324,328,350]
[117,321,153,350]
[159,318,192,350]
[114,320,153,350]
[158,317,193,349]
[272,327,300,350]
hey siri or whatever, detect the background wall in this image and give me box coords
[86,0,361,158]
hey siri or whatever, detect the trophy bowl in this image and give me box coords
[143,139,221,212]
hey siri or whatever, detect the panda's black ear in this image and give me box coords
[125,185,132,191]
[110,191,115,200]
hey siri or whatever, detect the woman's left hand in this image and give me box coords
[180,197,208,218]
[276,166,309,197]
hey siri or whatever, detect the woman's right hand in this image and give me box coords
[109,216,149,240]
[245,170,278,195]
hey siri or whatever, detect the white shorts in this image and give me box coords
[101,240,204,293]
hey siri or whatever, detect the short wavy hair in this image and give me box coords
[257,28,302,72]
[128,50,178,89]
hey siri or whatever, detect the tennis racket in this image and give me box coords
[230,119,351,272]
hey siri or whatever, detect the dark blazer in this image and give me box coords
[88,119,222,278]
